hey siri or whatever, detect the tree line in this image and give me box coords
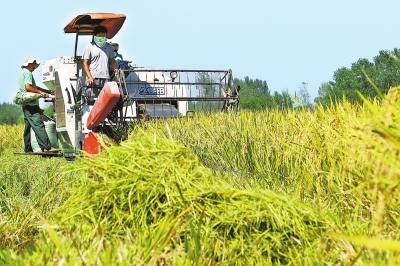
[233,76,294,110]
[315,48,400,106]
[236,47,400,109]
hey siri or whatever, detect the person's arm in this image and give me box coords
[83,59,94,85]
[25,83,48,98]
[109,57,120,81]
[110,57,118,72]
[36,86,54,94]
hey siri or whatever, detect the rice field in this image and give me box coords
[0,88,400,265]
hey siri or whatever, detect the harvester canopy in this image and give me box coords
[63,13,126,38]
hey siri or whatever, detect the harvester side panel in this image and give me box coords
[86,81,121,130]
[54,69,80,151]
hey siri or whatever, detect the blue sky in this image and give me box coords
[2,0,400,104]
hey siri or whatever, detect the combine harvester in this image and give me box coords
[16,13,240,159]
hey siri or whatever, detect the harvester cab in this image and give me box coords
[23,12,240,159]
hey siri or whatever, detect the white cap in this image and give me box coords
[21,56,40,69]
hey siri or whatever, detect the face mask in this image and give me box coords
[94,36,107,47]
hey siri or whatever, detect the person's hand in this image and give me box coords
[87,76,94,86]
[49,90,55,94]
[40,91,48,98]
[114,69,121,82]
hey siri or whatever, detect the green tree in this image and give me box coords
[316,48,400,106]
[272,90,293,110]
[236,76,270,98]
[314,82,339,107]
[234,76,293,111]
[0,102,23,125]
[234,76,270,110]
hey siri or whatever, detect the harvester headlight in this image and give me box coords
[170,71,178,82]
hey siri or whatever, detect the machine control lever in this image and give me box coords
[65,87,72,104]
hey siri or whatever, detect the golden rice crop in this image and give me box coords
[0,124,23,156]
[123,88,400,263]
[0,154,71,251]
[51,130,328,265]
[1,86,400,264]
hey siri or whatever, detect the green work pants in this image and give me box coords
[22,105,51,152]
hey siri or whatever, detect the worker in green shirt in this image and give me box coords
[18,56,53,152]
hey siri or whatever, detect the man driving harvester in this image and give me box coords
[82,25,119,96]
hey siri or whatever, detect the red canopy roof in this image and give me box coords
[63,13,126,39]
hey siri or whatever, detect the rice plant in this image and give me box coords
[0,87,399,265]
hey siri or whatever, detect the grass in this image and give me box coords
[0,87,400,265]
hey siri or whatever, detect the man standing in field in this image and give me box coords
[18,56,52,152]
